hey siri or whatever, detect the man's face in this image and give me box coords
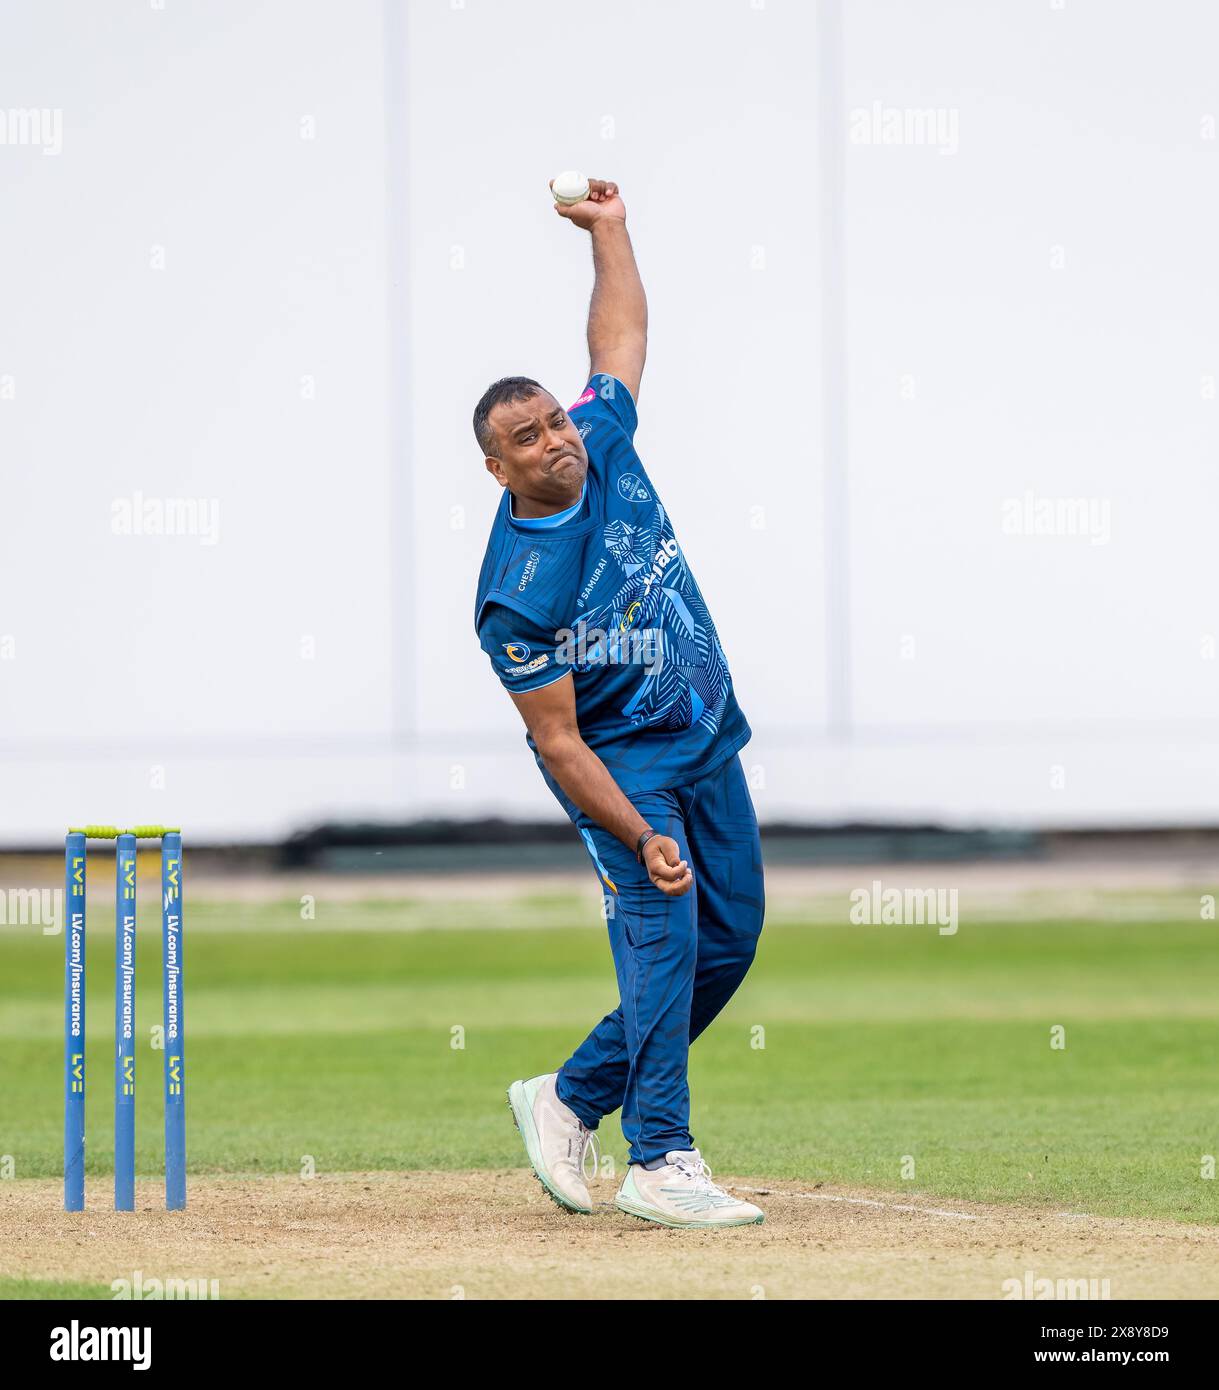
[484,388,588,514]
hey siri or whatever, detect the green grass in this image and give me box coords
[1,896,1216,1223]
[0,1276,115,1300]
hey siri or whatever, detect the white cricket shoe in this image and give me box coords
[507,1073,599,1215]
[615,1148,764,1228]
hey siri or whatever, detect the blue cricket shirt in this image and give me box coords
[474,374,751,796]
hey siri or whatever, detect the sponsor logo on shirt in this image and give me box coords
[517,549,541,592]
[642,537,681,593]
[569,386,596,410]
[576,557,608,609]
[502,643,531,663]
[502,653,551,679]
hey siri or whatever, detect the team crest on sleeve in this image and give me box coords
[617,473,650,503]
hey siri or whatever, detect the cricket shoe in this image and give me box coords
[615,1148,764,1228]
[507,1073,600,1215]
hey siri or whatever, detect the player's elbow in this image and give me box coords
[532,723,583,770]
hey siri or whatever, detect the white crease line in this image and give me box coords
[732,1186,977,1221]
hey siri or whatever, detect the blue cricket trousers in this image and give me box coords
[551,754,765,1166]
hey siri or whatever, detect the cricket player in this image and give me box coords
[473,178,765,1228]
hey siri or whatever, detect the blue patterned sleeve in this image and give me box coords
[477,602,572,695]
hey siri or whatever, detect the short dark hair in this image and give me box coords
[473,376,543,457]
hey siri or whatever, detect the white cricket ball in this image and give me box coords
[551,170,590,206]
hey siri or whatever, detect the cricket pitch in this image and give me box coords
[3,1171,1217,1300]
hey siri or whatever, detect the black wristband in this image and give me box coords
[635,829,657,863]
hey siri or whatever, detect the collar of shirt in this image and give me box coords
[509,483,588,529]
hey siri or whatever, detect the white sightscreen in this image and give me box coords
[1,0,1215,840]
